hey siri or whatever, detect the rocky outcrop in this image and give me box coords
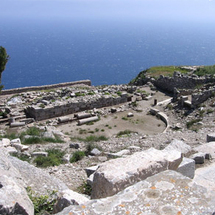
[91,148,182,199]
[57,170,215,215]
[0,148,34,215]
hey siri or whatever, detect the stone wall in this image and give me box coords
[153,72,214,93]
[25,93,128,121]
[1,80,91,95]
[192,88,215,107]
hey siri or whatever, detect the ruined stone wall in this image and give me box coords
[153,72,214,93]
[25,93,128,121]
[192,88,215,107]
[1,80,91,96]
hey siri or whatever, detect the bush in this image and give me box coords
[26,187,57,215]
[77,181,92,196]
[34,149,65,167]
[70,151,85,163]
[116,130,133,137]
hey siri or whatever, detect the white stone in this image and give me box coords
[91,148,182,199]
[1,138,11,147]
[177,157,195,179]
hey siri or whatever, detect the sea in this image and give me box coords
[0,0,215,89]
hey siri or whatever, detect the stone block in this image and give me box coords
[164,139,192,157]
[194,142,215,159]
[91,148,182,199]
[190,152,205,164]
[53,189,89,213]
[207,133,215,142]
[31,152,48,157]
[177,157,195,179]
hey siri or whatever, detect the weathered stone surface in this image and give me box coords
[57,170,215,215]
[1,138,10,147]
[164,139,192,157]
[176,157,195,179]
[70,143,80,149]
[190,152,205,164]
[90,148,101,156]
[91,148,182,199]
[85,165,99,177]
[206,133,215,142]
[194,141,215,158]
[0,148,34,215]
[10,122,25,127]
[107,149,130,158]
[53,189,89,213]
[194,162,215,192]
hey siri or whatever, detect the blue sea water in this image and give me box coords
[0,0,215,89]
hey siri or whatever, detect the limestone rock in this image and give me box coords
[194,141,215,159]
[177,157,195,179]
[190,152,205,164]
[207,133,215,142]
[1,138,11,147]
[53,189,89,213]
[0,148,34,215]
[57,170,215,215]
[164,139,192,157]
[85,165,99,177]
[90,148,101,156]
[91,148,182,199]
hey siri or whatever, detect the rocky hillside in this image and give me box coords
[1,70,215,214]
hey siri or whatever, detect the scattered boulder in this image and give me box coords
[107,149,130,158]
[207,133,215,142]
[194,141,215,159]
[1,138,10,147]
[127,112,133,117]
[91,148,182,199]
[190,152,205,164]
[177,157,195,179]
[53,189,89,213]
[90,148,102,156]
[69,143,80,149]
[164,139,192,157]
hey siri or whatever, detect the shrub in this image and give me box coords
[34,149,65,167]
[116,130,133,137]
[26,187,57,215]
[186,119,201,129]
[70,151,85,163]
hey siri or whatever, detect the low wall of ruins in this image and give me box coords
[0,80,91,96]
[25,93,128,121]
[153,72,215,93]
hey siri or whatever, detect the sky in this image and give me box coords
[0,0,215,23]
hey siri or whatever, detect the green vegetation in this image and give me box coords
[26,187,57,215]
[70,150,85,163]
[34,149,65,167]
[12,153,31,162]
[121,117,128,121]
[0,46,9,91]
[186,118,202,130]
[77,181,92,196]
[116,130,133,137]
[76,135,108,142]
[2,126,64,145]
[195,65,215,76]
[129,66,190,84]
[75,92,85,97]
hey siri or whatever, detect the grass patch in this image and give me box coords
[122,117,128,121]
[186,118,202,129]
[70,151,85,163]
[116,130,133,137]
[34,149,65,167]
[194,65,215,76]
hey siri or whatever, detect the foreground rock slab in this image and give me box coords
[91,148,182,199]
[57,170,215,215]
[0,149,34,215]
